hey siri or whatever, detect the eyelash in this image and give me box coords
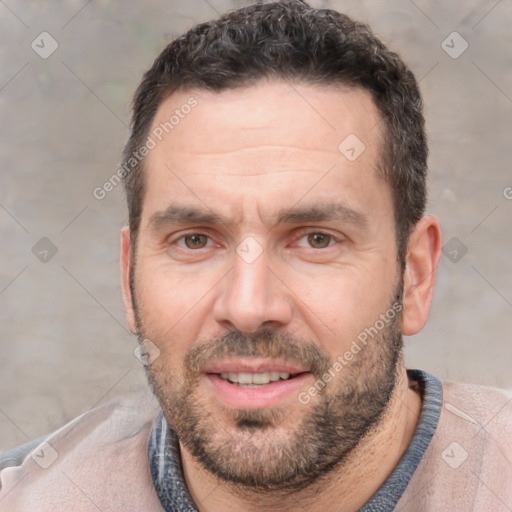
[171,230,341,250]
[294,231,337,249]
[175,233,214,249]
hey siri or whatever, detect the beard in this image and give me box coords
[133,281,404,493]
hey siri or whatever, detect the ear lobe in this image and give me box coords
[401,215,442,336]
[120,226,137,333]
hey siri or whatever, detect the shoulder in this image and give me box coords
[0,389,164,511]
[443,379,512,417]
[398,378,512,511]
[441,379,512,460]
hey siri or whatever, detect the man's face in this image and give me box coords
[125,81,404,490]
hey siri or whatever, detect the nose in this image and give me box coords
[213,242,293,334]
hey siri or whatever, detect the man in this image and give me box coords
[1,1,511,510]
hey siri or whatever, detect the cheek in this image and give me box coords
[133,260,219,351]
[293,267,397,354]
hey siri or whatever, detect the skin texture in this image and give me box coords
[121,80,442,511]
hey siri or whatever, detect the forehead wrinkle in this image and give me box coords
[175,145,337,157]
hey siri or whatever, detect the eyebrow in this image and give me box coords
[149,205,223,231]
[148,202,368,231]
[277,203,368,228]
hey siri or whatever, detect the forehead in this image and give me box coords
[141,80,391,230]
[150,80,383,163]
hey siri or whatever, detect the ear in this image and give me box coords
[120,226,137,333]
[402,215,442,336]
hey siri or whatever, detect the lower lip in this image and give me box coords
[204,373,311,409]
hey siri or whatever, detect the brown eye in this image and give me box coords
[184,234,209,249]
[307,232,332,249]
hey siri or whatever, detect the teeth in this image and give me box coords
[269,371,280,381]
[238,372,258,384]
[251,372,270,384]
[219,371,292,385]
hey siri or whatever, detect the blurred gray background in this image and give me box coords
[1,0,511,451]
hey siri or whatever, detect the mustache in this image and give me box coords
[184,329,331,378]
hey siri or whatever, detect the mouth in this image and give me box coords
[202,360,312,408]
[216,371,301,388]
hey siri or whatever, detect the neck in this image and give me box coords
[180,365,422,512]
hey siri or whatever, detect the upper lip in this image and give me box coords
[202,358,310,375]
